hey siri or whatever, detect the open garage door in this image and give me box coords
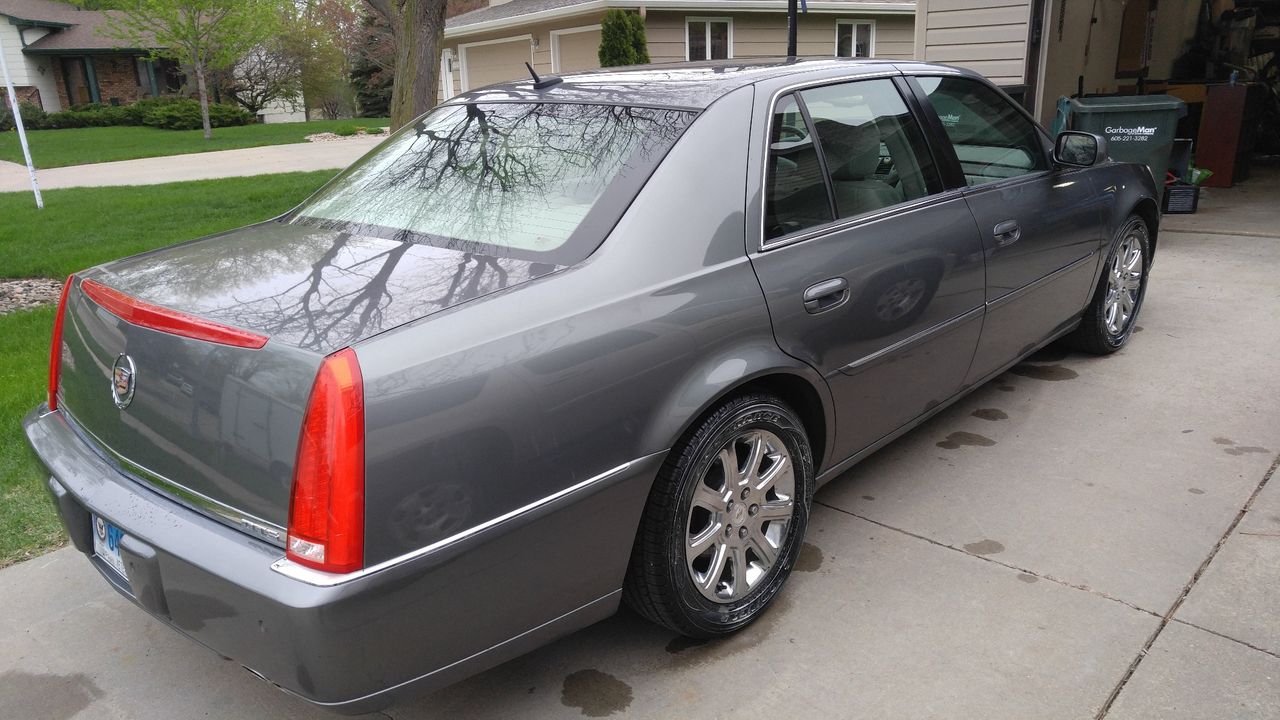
[461,37,532,91]
[553,27,602,73]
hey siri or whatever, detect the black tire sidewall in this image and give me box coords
[662,398,813,635]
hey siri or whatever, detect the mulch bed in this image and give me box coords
[0,278,64,315]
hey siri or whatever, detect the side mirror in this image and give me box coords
[1054,131,1107,168]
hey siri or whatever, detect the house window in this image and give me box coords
[686,18,731,61]
[836,20,874,58]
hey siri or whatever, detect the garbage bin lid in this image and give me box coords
[1068,95,1187,115]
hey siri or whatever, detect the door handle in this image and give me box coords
[993,220,1021,247]
[802,277,849,314]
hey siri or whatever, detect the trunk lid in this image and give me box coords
[56,224,561,541]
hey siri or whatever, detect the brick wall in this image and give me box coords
[11,86,42,108]
[92,55,148,105]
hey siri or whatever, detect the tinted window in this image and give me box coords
[798,79,940,220]
[917,76,1047,186]
[290,103,693,264]
[765,94,833,240]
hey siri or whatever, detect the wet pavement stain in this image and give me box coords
[997,384,1016,392]
[1225,446,1271,456]
[1214,437,1236,445]
[963,539,1005,555]
[795,542,824,572]
[0,671,102,720]
[561,669,634,717]
[936,431,997,450]
[1188,488,1205,495]
[972,408,1009,421]
[1009,364,1079,381]
[1134,325,1144,333]
[1182,429,1194,434]
[861,495,875,501]
[1016,573,1039,583]
[665,636,710,654]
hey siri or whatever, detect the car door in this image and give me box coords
[748,75,987,464]
[908,75,1110,383]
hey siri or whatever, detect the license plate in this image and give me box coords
[92,514,128,579]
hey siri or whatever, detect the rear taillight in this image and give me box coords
[47,275,74,411]
[286,348,365,573]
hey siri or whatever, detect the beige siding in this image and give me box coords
[915,0,1030,86]
[644,10,914,62]
[461,37,535,90]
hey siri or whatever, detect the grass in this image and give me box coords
[0,118,389,168]
[0,170,337,565]
[0,306,63,566]
[0,170,337,278]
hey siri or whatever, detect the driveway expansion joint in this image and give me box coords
[813,500,1161,617]
[1093,451,1280,719]
[1169,618,1280,661]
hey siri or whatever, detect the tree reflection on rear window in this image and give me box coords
[289,103,695,264]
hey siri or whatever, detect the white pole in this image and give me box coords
[0,31,43,209]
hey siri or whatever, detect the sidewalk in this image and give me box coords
[0,136,383,193]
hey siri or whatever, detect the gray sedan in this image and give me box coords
[24,58,1157,712]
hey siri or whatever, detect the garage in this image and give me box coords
[461,36,533,91]
[552,26,602,73]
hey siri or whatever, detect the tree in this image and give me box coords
[216,40,302,116]
[598,10,649,67]
[93,0,281,138]
[350,12,394,117]
[362,0,447,130]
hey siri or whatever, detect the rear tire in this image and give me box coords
[623,392,813,638]
[1067,214,1150,354]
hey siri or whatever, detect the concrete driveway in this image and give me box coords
[2,168,1278,720]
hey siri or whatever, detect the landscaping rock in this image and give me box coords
[304,127,389,143]
[0,278,64,315]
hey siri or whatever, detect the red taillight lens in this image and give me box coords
[286,348,365,573]
[48,275,75,411]
[80,278,268,349]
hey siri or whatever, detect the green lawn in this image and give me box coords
[0,170,336,278]
[0,119,389,168]
[0,306,64,566]
[0,171,336,565]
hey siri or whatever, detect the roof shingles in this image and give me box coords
[0,0,157,53]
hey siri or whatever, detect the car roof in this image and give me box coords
[446,58,971,111]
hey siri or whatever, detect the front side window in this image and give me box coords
[917,76,1048,186]
[290,102,694,264]
[687,18,731,60]
[836,21,874,58]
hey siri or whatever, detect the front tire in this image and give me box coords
[623,393,814,638]
[1068,214,1151,354]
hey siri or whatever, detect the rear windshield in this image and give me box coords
[288,102,695,264]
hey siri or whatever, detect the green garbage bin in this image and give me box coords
[1064,95,1187,203]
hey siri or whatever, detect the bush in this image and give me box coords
[0,101,48,131]
[598,9,649,67]
[42,103,133,129]
[141,99,254,130]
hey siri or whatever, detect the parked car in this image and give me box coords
[24,58,1157,713]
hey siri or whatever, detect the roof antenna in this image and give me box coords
[525,61,562,90]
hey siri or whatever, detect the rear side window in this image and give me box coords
[798,79,940,220]
[917,76,1048,186]
[765,79,941,241]
[765,94,834,239]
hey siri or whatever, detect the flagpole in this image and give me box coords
[0,30,44,209]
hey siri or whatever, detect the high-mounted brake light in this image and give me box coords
[80,278,268,349]
[286,348,365,574]
[47,275,75,411]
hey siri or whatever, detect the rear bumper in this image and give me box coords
[24,405,661,713]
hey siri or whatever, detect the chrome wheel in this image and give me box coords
[686,429,795,603]
[1103,232,1144,336]
[874,277,927,322]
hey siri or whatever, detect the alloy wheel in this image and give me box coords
[1103,232,1144,336]
[685,429,795,603]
